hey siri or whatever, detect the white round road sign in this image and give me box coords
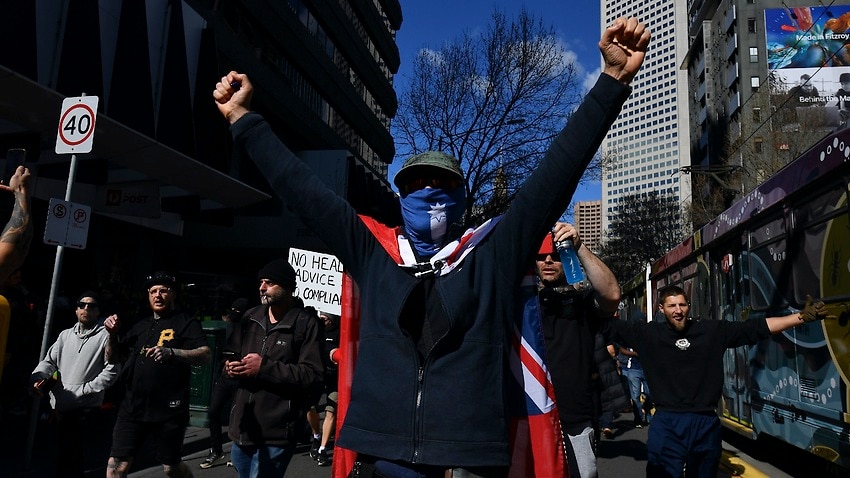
[55,96,99,154]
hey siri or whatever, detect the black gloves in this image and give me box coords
[799,295,836,323]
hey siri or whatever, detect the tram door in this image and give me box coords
[717,246,753,427]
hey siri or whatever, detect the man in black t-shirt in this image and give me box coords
[610,285,835,477]
[104,271,211,478]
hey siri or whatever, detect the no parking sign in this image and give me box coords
[55,96,99,154]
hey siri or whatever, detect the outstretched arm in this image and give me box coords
[0,166,32,283]
[767,295,837,333]
[600,17,651,85]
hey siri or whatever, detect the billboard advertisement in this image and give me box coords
[766,5,850,127]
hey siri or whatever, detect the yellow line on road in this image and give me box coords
[719,450,770,477]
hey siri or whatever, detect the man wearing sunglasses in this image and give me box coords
[536,223,621,478]
[214,17,650,477]
[30,292,120,477]
[104,272,210,478]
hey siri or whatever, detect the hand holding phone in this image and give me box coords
[3,149,25,183]
[1,148,30,195]
[222,350,241,362]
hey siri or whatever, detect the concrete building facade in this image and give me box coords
[599,0,692,235]
[0,0,402,311]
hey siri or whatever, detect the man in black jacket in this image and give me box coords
[214,17,650,477]
[224,259,323,478]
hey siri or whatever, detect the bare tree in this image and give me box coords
[600,191,686,283]
[393,7,584,226]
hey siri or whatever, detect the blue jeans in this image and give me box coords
[230,443,294,478]
[623,367,650,423]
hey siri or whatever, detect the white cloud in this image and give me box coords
[583,66,602,94]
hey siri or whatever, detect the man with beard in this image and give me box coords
[104,272,210,478]
[610,285,835,477]
[30,291,120,477]
[223,259,323,478]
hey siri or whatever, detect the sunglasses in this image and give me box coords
[77,301,99,309]
[536,253,560,262]
[401,176,462,196]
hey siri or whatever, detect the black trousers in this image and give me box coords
[56,406,113,478]
[207,376,238,453]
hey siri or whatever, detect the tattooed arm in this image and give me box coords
[0,166,32,283]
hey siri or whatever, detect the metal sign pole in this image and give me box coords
[24,92,89,469]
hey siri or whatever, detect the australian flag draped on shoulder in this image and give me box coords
[332,215,568,478]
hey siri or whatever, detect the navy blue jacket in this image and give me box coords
[231,74,630,466]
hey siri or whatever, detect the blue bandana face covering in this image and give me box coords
[400,187,466,257]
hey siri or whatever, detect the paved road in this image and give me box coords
[5,410,846,477]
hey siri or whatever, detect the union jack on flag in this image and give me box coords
[507,274,568,478]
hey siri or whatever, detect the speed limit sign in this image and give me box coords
[55,96,99,154]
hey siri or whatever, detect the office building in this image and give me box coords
[0,0,401,303]
[574,200,602,254]
[683,0,848,224]
[600,0,692,233]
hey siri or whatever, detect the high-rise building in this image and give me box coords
[574,200,602,253]
[683,0,848,222]
[0,0,402,294]
[599,1,692,232]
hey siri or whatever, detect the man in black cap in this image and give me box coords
[223,259,323,478]
[104,272,211,478]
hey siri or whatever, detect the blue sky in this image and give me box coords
[393,1,604,203]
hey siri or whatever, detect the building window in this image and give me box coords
[751,76,760,91]
[748,18,757,33]
[749,47,759,63]
[754,137,763,153]
[753,107,761,122]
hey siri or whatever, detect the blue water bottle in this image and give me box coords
[555,238,585,284]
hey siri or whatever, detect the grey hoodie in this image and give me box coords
[33,320,120,412]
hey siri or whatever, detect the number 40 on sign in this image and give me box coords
[55,96,99,155]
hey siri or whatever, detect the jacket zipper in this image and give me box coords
[412,365,425,463]
[241,318,270,445]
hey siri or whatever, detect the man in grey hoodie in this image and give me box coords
[30,291,120,477]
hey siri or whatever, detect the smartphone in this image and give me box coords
[221,350,241,361]
[3,148,25,183]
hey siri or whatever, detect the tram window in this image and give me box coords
[794,184,847,226]
[747,238,789,311]
[794,223,828,303]
[748,216,785,247]
[791,185,849,303]
[747,212,791,311]
[684,260,711,320]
